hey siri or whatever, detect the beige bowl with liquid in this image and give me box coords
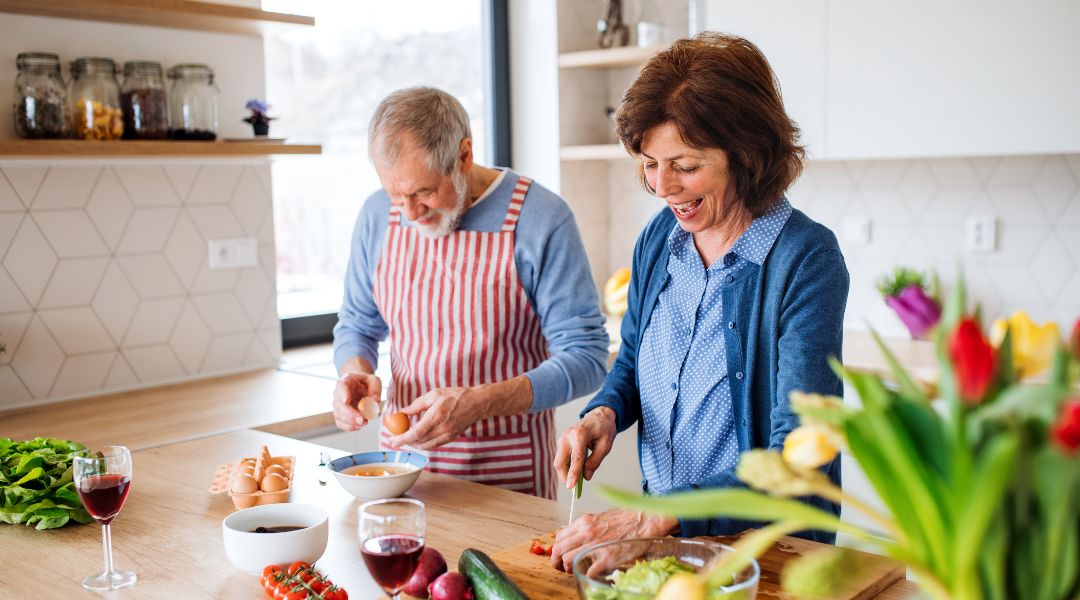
[328,451,427,501]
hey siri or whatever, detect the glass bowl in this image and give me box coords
[572,537,759,599]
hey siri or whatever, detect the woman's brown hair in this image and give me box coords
[615,32,805,217]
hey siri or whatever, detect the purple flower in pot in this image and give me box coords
[886,284,942,340]
[242,98,275,136]
[876,267,942,340]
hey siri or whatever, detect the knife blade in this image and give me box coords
[567,450,588,527]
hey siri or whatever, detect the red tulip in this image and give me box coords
[948,318,996,406]
[1052,399,1080,453]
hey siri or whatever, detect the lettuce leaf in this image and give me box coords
[0,437,90,530]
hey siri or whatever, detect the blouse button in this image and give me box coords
[735,372,744,380]
[726,275,734,283]
[728,321,735,329]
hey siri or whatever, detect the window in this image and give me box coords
[263,0,509,346]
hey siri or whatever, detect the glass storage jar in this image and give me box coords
[120,61,167,139]
[167,64,218,140]
[13,52,67,138]
[69,57,123,140]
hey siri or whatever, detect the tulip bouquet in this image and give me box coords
[603,280,1080,600]
[877,267,942,340]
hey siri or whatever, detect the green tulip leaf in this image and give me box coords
[598,486,869,537]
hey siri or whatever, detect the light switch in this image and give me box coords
[842,216,871,245]
[208,238,258,270]
[964,217,996,253]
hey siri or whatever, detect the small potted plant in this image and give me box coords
[242,98,274,137]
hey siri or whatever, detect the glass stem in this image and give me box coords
[102,523,115,575]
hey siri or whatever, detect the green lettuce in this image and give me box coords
[586,556,695,599]
[0,437,93,529]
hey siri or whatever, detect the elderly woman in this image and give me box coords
[551,32,849,571]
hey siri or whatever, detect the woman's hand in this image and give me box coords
[553,407,617,489]
[333,371,382,431]
[550,508,679,572]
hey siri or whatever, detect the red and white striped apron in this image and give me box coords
[373,175,557,499]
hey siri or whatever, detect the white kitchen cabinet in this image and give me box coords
[699,0,1080,159]
[700,0,828,159]
[826,0,1080,159]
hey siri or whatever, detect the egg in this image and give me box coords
[260,472,289,492]
[384,411,410,435]
[358,396,381,421]
[231,474,259,494]
[264,464,288,479]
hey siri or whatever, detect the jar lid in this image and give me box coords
[167,63,214,80]
[123,61,163,77]
[71,57,118,75]
[16,52,61,69]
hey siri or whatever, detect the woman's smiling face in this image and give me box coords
[640,122,741,235]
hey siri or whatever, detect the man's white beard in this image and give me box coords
[417,169,469,239]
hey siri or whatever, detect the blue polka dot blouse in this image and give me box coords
[638,198,792,494]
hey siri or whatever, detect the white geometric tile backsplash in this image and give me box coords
[0,160,281,410]
[562,153,1080,338]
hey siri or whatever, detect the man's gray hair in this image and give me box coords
[368,87,472,176]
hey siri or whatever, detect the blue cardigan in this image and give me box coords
[584,205,849,544]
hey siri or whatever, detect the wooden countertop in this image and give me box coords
[0,428,919,599]
[0,368,335,451]
[0,429,566,599]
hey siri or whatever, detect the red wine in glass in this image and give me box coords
[77,474,131,525]
[361,534,424,591]
[73,446,136,591]
[358,498,425,600]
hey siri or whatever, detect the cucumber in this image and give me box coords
[458,548,530,600]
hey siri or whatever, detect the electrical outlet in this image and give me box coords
[965,217,997,253]
[842,216,871,245]
[208,238,258,270]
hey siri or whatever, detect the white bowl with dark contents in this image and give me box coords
[221,503,328,574]
[329,451,427,501]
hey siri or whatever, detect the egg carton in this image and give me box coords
[208,445,296,510]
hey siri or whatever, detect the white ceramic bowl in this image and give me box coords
[221,503,328,574]
[329,451,427,501]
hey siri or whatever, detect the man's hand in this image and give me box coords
[387,387,484,449]
[550,508,678,572]
[387,377,533,449]
[333,361,382,431]
[553,407,617,489]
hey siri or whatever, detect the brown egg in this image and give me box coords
[358,396,381,421]
[264,464,288,479]
[231,474,259,494]
[260,472,288,492]
[384,412,410,435]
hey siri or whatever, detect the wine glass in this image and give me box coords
[358,498,426,600]
[73,445,137,591]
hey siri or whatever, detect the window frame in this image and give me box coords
[281,0,511,349]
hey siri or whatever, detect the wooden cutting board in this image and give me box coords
[489,531,905,599]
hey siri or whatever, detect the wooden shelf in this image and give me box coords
[560,144,632,161]
[558,44,666,69]
[0,139,322,157]
[0,0,314,36]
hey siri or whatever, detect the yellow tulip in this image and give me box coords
[604,268,631,317]
[990,311,1060,378]
[782,425,839,469]
[655,572,706,600]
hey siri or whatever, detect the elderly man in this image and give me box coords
[332,87,608,499]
